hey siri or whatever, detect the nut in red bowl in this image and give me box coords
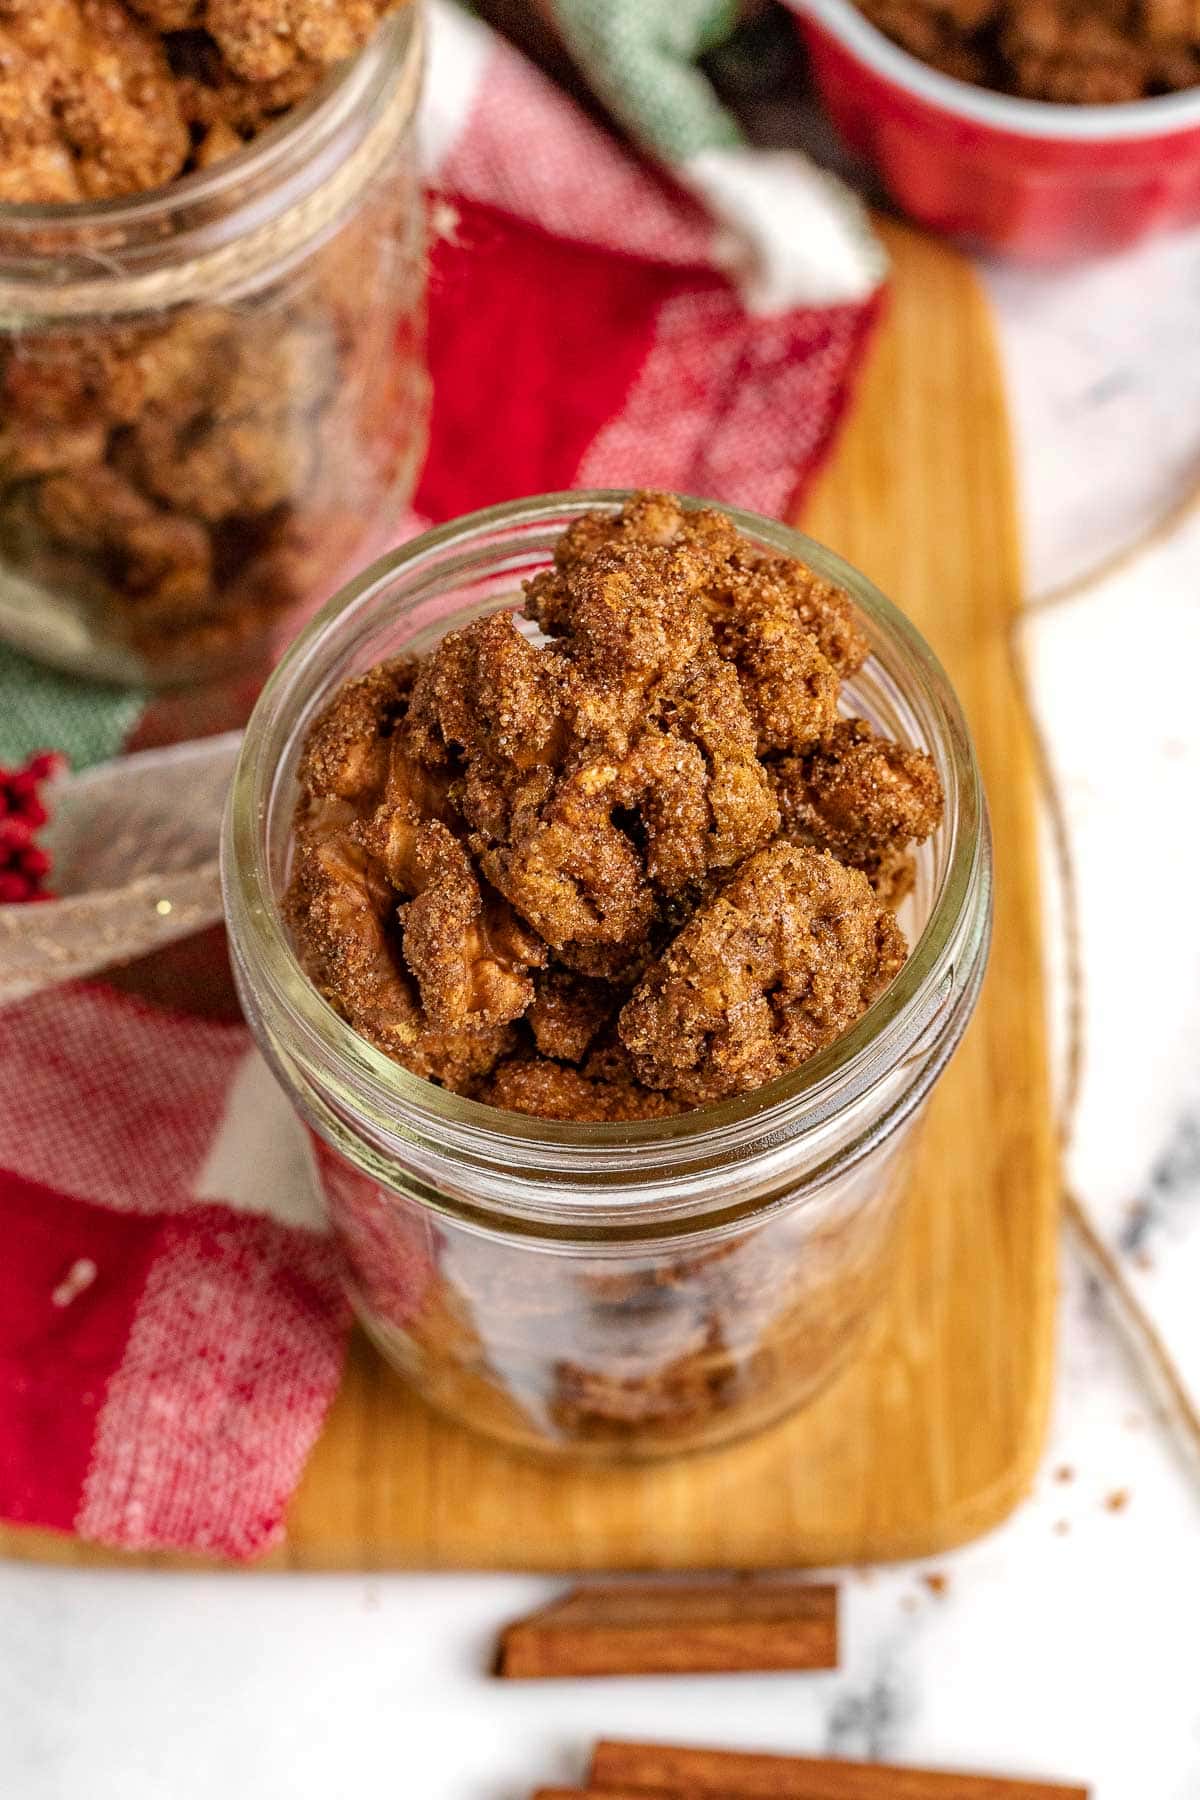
[786,0,1200,261]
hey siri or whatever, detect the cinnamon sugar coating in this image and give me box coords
[771,716,943,907]
[287,658,543,1087]
[526,970,618,1063]
[0,0,189,204]
[416,562,778,974]
[286,495,944,1115]
[481,1052,680,1123]
[527,489,868,752]
[854,0,1200,99]
[0,0,409,203]
[619,843,907,1107]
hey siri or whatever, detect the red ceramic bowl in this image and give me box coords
[786,0,1200,261]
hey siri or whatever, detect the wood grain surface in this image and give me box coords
[0,217,1058,1572]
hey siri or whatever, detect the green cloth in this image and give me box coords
[0,644,146,770]
[549,0,743,163]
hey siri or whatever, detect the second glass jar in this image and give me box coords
[0,11,428,688]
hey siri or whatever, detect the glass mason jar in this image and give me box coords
[223,492,993,1462]
[0,11,427,688]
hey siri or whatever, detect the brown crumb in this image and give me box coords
[1053,1463,1075,1483]
[1104,1488,1131,1513]
[921,1571,949,1597]
[1053,1518,1071,1536]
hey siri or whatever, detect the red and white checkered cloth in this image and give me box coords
[0,2,882,1559]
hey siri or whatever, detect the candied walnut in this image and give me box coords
[351,732,544,1033]
[1,315,245,486]
[533,490,867,705]
[406,610,568,843]
[171,42,329,143]
[291,660,544,1070]
[538,651,778,913]
[628,652,779,888]
[550,1319,739,1436]
[856,0,989,78]
[412,602,775,969]
[202,0,400,82]
[120,319,337,524]
[0,139,83,206]
[705,573,839,754]
[543,538,716,752]
[771,716,943,899]
[128,411,313,523]
[857,843,919,911]
[287,799,517,1089]
[528,491,740,598]
[0,413,106,483]
[523,492,705,636]
[481,702,773,974]
[0,0,189,204]
[619,842,907,1106]
[297,657,417,803]
[483,1054,678,1123]
[527,970,617,1063]
[723,554,869,680]
[287,797,423,1059]
[405,619,650,972]
[393,821,542,1033]
[481,770,656,976]
[1149,41,1200,86]
[1004,1,1149,105]
[1143,0,1200,42]
[37,465,212,616]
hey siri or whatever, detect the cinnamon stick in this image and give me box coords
[495,1582,838,1679]
[533,1791,753,1800]
[533,1792,714,1800]
[532,1791,747,1800]
[589,1741,1090,1799]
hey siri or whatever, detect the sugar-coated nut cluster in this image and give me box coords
[619,842,907,1107]
[855,0,1200,99]
[0,0,413,666]
[286,493,946,1119]
[0,0,404,199]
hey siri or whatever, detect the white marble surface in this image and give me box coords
[5,231,1200,1800]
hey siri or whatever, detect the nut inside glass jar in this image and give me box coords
[0,11,428,688]
[222,492,993,1461]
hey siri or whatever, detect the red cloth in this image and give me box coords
[0,24,880,1559]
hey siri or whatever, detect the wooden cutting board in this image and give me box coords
[2,217,1058,1572]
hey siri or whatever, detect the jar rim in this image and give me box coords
[0,10,421,315]
[223,490,992,1205]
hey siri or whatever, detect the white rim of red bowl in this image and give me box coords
[789,0,1200,140]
